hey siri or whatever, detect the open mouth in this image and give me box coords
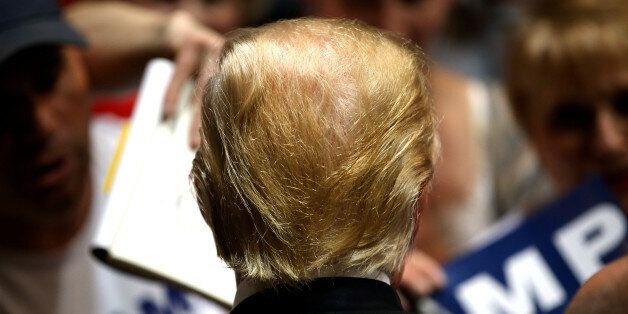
[34,156,73,189]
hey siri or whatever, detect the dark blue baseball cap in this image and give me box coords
[0,0,86,64]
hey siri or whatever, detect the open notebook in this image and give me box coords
[92,59,236,307]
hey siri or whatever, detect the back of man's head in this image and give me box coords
[191,18,437,285]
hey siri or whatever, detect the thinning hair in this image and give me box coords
[191,18,437,284]
[506,0,628,131]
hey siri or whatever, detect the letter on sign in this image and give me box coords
[455,247,565,313]
[554,203,626,283]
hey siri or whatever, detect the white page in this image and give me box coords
[93,59,236,306]
[93,59,172,249]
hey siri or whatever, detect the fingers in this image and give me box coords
[162,10,224,120]
[396,290,415,312]
[189,98,202,149]
[158,10,224,149]
[399,250,447,298]
[194,25,225,54]
[164,45,201,118]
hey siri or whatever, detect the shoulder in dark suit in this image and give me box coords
[231,277,407,314]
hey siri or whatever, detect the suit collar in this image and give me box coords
[231,277,405,313]
[234,272,390,307]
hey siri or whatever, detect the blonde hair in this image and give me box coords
[506,0,628,130]
[191,18,437,284]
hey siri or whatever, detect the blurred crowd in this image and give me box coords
[0,0,627,313]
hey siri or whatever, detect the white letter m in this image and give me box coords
[454,247,565,313]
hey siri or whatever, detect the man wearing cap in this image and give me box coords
[0,0,226,313]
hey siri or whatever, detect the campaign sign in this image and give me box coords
[431,177,627,314]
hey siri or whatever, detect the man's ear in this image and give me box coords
[392,192,429,287]
[411,191,429,242]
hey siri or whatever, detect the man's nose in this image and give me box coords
[593,108,627,157]
[33,98,61,139]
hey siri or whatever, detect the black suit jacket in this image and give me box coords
[231,277,407,314]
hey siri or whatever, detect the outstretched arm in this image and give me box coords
[65,1,224,117]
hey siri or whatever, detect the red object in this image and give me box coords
[58,0,79,7]
[91,92,138,118]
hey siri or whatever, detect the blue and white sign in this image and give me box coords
[431,177,628,314]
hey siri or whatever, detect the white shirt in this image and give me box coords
[0,116,227,314]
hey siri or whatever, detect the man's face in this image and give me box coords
[0,46,90,224]
[527,69,628,208]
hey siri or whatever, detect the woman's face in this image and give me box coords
[527,68,628,208]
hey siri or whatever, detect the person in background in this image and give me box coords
[0,0,228,312]
[64,0,227,120]
[191,18,438,313]
[506,0,628,211]
[507,1,628,310]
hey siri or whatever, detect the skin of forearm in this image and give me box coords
[65,1,173,89]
